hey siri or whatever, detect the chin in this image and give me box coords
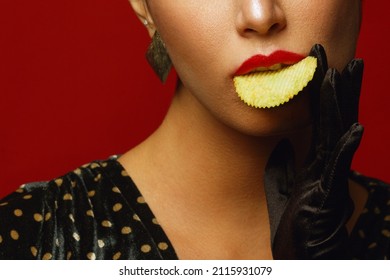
[229,91,312,137]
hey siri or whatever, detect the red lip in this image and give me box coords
[234,50,306,76]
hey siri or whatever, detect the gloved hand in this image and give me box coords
[264,44,364,259]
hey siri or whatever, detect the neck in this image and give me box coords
[153,91,277,206]
[118,84,311,259]
[120,84,311,219]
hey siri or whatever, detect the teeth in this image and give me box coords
[269,63,283,71]
[252,63,283,73]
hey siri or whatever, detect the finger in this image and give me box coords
[306,44,329,157]
[308,45,329,118]
[309,44,329,77]
[319,68,344,152]
[323,123,364,190]
[339,59,364,130]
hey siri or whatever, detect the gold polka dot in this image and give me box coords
[30,246,38,257]
[14,209,23,217]
[15,188,24,193]
[45,212,52,221]
[63,193,73,201]
[74,168,82,175]
[82,163,90,168]
[20,184,26,189]
[133,214,140,221]
[113,252,121,260]
[101,162,108,167]
[88,190,96,198]
[385,215,390,222]
[98,240,105,248]
[34,213,43,222]
[90,163,99,169]
[86,210,94,217]
[94,174,102,182]
[382,230,390,238]
[10,230,19,240]
[374,207,381,215]
[23,194,32,200]
[137,196,145,204]
[67,251,72,260]
[121,170,128,177]
[101,220,112,228]
[87,252,96,260]
[55,178,63,187]
[121,227,132,234]
[358,230,365,239]
[69,214,75,223]
[0,235,3,244]
[71,181,77,188]
[42,253,52,260]
[0,202,8,206]
[158,242,168,251]
[368,242,377,249]
[113,203,122,212]
[152,218,159,225]
[112,186,120,193]
[73,232,80,241]
[141,244,151,253]
[368,181,377,187]
[54,200,58,210]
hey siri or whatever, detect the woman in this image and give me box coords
[0,0,389,260]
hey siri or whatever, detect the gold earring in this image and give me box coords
[145,31,172,83]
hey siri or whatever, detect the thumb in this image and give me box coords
[323,123,364,189]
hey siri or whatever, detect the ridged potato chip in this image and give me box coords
[233,56,317,108]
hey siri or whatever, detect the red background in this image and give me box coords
[0,1,389,198]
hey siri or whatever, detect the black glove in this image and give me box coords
[264,44,364,259]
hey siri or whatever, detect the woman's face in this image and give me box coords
[139,0,361,136]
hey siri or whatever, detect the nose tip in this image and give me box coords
[237,0,286,36]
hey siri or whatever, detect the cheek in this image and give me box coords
[291,1,360,69]
[150,1,231,84]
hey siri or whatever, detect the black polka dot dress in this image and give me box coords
[0,156,389,259]
[347,171,390,259]
[0,156,178,260]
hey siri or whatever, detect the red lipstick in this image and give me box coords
[234,50,305,76]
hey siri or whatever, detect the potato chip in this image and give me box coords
[233,56,317,108]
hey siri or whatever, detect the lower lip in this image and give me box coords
[235,51,305,76]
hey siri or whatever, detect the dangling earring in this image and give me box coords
[145,30,172,83]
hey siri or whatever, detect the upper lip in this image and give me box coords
[234,50,306,76]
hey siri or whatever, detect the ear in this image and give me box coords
[128,0,155,37]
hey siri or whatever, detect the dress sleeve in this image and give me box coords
[349,171,390,259]
[0,182,52,259]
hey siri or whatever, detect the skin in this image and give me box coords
[121,0,365,259]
